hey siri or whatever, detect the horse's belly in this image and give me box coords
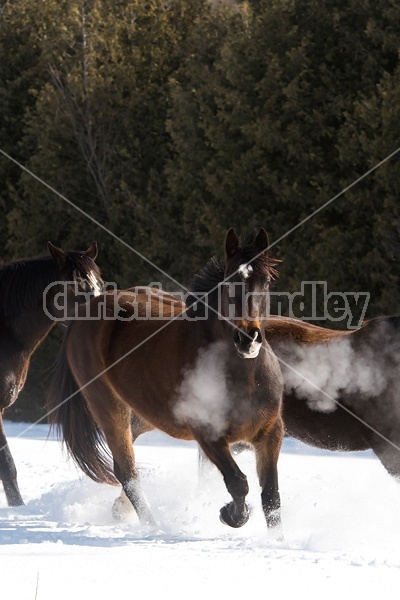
[282,394,370,452]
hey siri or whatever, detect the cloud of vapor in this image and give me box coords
[278,333,389,413]
[174,341,230,439]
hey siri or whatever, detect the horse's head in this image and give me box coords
[48,241,103,295]
[220,228,275,359]
[46,241,104,318]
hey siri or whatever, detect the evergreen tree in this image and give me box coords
[3,0,400,420]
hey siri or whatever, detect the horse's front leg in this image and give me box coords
[253,417,284,536]
[194,434,250,528]
[0,413,24,506]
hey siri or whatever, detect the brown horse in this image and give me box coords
[0,242,102,506]
[129,308,400,482]
[48,229,284,530]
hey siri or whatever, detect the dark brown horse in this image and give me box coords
[265,315,400,477]
[0,242,102,506]
[48,229,284,531]
[129,309,400,482]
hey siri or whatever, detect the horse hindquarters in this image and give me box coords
[48,329,155,525]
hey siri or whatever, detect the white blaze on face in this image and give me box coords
[238,263,253,280]
[88,270,102,296]
[240,333,262,359]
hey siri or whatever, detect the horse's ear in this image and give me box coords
[48,241,67,268]
[85,241,98,261]
[254,228,270,255]
[225,228,241,258]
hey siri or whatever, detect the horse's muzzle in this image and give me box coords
[233,327,263,359]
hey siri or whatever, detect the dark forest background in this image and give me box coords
[1,0,400,420]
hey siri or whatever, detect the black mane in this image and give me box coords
[0,253,101,318]
[190,257,225,295]
[186,233,278,317]
[185,257,224,318]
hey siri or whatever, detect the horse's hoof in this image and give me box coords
[219,502,250,528]
[112,495,135,522]
[112,498,124,522]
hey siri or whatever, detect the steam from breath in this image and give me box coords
[277,327,395,413]
[174,341,230,439]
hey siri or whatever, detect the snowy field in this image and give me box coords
[1,421,400,599]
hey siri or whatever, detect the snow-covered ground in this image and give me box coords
[1,421,400,599]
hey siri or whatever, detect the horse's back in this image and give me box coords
[67,290,188,365]
[265,316,350,344]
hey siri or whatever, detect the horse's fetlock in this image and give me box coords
[225,474,249,499]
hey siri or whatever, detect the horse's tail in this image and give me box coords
[47,328,118,485]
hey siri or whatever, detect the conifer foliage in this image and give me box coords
[1,0,400,418]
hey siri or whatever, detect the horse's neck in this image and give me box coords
[197,312,231,345]
[8,301,56,355]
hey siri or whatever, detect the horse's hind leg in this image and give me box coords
[253,417,284,535]
[195,434,250,528]
[113,411,155,521]
[86,389,155,526]
[0,414,24,506]
[108,426,155,526]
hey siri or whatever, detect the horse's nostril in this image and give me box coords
[233,329,248,345]
[234,328,262,346]
[249,328,262,344]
